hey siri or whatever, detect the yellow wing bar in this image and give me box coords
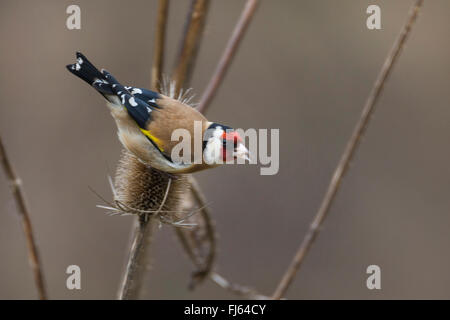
[140,129,165,152]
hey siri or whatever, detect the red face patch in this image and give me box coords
[222,131,242,144]
[221,131,243,161]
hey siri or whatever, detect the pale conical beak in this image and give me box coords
[234,143,250,162]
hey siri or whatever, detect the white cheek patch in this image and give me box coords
[203,128,224,164]
[204,138,222,164]
[234,143,250,163]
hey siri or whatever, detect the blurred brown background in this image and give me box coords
[0,0,449,299]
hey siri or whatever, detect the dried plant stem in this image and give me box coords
[169,0,217,286]
[187,175,216,268]
[117,216,156,299]
[118,0,171,300]
[197,0,259,114]
[182,0,260,269]
[178,177,268,298]
[117,174,173,299]
[176,0,260,278]
[0,135,47,300]
[172,0,210,95]
[185,175,216,287]
[151,0,169,91]
[170,0,262,297]
[209,272,268,300]
[272,0,425,300]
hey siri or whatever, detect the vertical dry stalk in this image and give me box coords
[117,0,171,300]
[118,215,156,300]
[172,0,210,95]
[183,175,217,288]
[169,0,216,287]
[151,0,170,91]
[197,0,259,114]
[0,135,47,300]
[170,0,261,296]
[272,0,425,300]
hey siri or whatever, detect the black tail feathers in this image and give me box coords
[66,52,106,86]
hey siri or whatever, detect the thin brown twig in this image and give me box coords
[185,175,217,288]
[209,272,269,300]
[172,0,210,95]
[0,135,47,300]
[117,176,172,299]
[197,0,259,114]
[272,0,425,300]
[151,0,169,91]
[117,215,156,299]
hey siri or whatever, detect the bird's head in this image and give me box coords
[203,123,249,164]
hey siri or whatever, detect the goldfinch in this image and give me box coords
[66,52,249,174]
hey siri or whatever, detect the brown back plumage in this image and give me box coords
[147,95,210,161]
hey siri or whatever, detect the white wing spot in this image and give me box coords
[131,88,143,95]
[129,97,138,107]
[77,57,83,65]
[146,107,152,113]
